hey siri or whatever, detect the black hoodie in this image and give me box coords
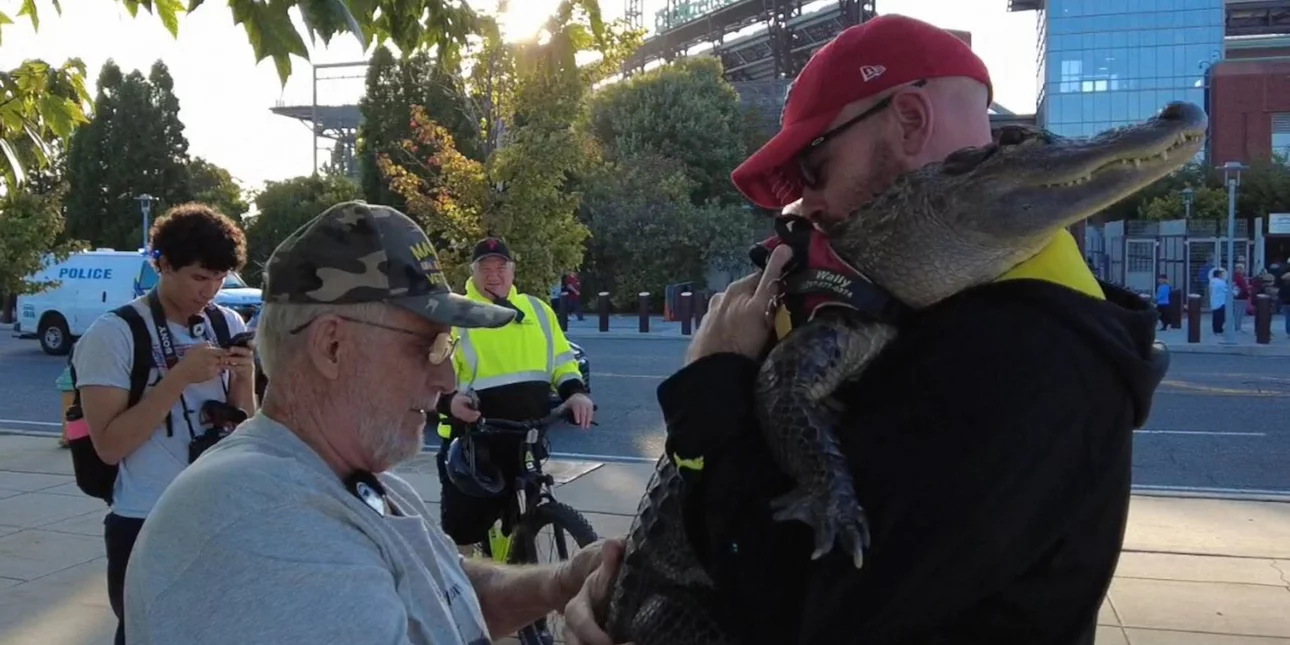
[657,278,1166,645]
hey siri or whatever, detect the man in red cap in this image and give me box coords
[563,14,1164,645]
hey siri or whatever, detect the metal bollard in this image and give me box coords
[680,291,693,335]
[598,292,610,332]
[1169,290,1183,329]
[558,291,570,332]
[1186,294,1201,343]
[638,292,650,333]
[1255,294,1272,345]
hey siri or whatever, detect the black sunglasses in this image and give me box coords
[796,79,928,189]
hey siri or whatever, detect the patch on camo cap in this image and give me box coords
[263,200,515,329]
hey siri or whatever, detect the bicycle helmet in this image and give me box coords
[445,434,507,498]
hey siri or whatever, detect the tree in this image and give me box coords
[0,0,491,84]
[1137,156,1290,223]
[65,60,193,249]
[0,179,87,298]
[375,1,620,295]
[0,0,517,194]
[241,174,360,286]
[187,157,248,220]
[357,44,481,208]
[1141,185,1229,221]
[577,56,765,297]
[585,56,750,205]
[0,58,92,192]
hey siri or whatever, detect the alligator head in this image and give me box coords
[818,101,1208,308]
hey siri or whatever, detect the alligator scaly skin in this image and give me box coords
[603,455,736,645]
[753,312,898,567]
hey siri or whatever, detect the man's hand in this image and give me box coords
[224,346,255,384]
[561,537,633,645]
[685,243,794,364]
[566,393,594,429]
[450,392,482,423]
[172,344,228,386]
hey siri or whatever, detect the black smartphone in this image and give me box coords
[226,331,255,349]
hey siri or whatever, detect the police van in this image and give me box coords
[13,248,263,355]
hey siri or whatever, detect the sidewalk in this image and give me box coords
[566,313,1290,356]
[1,434,1287,644]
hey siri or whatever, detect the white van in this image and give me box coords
[13,248,263,355]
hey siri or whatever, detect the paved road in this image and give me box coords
[3,332,1287,496]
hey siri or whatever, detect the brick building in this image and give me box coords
[1208,46,1290,164]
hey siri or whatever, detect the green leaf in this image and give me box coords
[155,0,185,37]
[17,0,38,30]
[0,138,28,185]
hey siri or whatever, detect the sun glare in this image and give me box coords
[496,0,562,43]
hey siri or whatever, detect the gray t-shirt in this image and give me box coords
[70,296,247,518]
[124,413,491,645]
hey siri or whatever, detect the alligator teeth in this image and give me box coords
[1041,133,1204,187]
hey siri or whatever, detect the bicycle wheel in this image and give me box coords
[514,502,599,645]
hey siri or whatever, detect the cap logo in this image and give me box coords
[860,65,886,82]
[487,239,498,250]
[409,241,449,288]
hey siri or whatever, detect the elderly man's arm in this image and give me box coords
[460,539,606,639]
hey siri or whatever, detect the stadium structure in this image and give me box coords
[271,1,1033,175]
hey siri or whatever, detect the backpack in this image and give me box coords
[67,302,231,505]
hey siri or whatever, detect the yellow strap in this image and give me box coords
[996,229,1105,300]
[672,454,705,471]
[772,229,1104,339]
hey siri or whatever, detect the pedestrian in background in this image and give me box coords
[1209,268,1228,335]
[1155,274,1172,331]
[1232,263,1250,332]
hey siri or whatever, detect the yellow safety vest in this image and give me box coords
[437,280,583,438]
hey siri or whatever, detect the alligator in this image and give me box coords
[600,101,1208,645]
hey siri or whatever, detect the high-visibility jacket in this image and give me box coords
[437,279,584,439]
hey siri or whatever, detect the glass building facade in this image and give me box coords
[1035,0,1223,141]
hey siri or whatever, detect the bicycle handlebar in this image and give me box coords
[470,403,600,435]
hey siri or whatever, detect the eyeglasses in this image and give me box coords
[796,79,928,189]
[288,315,457,365]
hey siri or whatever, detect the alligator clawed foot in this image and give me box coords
[770,486,870,569]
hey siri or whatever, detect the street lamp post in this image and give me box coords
[1181,187,1194,296]
[1219,162,1247,346]
[135,195,155,251]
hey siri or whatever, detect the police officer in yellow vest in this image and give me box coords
[434,237,595,555]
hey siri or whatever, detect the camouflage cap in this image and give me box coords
[263,201,516,329]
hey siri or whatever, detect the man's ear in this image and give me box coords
[890,90,934,157]
[306,316,344,380]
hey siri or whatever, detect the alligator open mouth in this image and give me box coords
[1040,132,1206,188]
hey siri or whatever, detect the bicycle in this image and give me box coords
[463,404,600,645]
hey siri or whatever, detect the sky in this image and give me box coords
[0,0,1038,198]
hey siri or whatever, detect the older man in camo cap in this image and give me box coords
[123,201,624,645]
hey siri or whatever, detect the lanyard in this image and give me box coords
[144,290,228,438]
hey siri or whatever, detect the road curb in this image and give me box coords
[1160,343,1290,357]
[566,331,690,342]
[566,332,1290,354]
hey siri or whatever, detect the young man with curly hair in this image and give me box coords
[71,202,256,645]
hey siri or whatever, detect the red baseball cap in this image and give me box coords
[730,14,994,210]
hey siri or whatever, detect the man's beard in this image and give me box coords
[836,138,908,223]
[356,409,423,471]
